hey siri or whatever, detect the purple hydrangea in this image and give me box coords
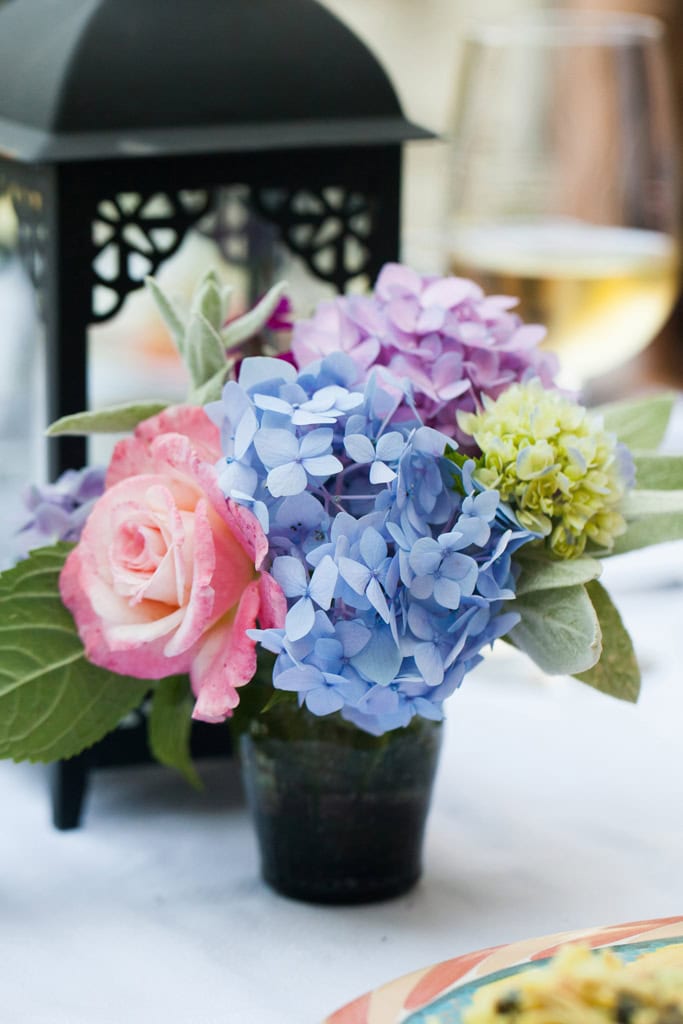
[290,263,558,450]
[15,467,105,559]
[207,352,536,735]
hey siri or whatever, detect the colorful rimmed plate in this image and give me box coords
[324,915,683,1024]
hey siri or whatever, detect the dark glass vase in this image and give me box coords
[237,703,443,904]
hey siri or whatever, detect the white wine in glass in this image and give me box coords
[448,12,680,390]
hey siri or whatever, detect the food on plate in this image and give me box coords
[462,942,683,1024]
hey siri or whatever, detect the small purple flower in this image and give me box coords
[16,466,106,558]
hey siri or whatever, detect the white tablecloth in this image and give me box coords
[2,542,683,1024]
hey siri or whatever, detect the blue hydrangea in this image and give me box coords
[212,353,536,735]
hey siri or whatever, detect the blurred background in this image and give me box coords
[1,0,682,564]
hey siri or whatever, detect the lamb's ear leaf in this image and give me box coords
[46,401,169,436]
[597,392,675,450]
[187,361,237,406]
[514,547,602,595]
[185,313,228,390]
[148,675,202,789]
[145,276,187,355]
[632,453,683,490]
[507,584,601,675]
[0,545,149,763]
[573,580,640,703]
[608,511,683,555]
[622,489,683,519]
[222,281,288,351]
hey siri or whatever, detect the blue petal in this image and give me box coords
[408,538,441,576]
[366,577,391,623]
[267,462,308,497]
[369,461,396,485]
[299,427,334,459]
[302,454,343,478]
[409,575,435,600]
[253,394,293,416]
[351,625,402,686]
[338,557,371,595]
[285,596,315,641]
[309,555,338,609]
[375,431,406,462]
[239,356,296,390]
[344,433,375,464]
[359,527,387,569]
[305,686,345,716]
[272,555,307,597]
[414,643,445,687]
[254,428,298,469]
[335,620,371,658]
[274,664,322,692]
[433,576,462,609]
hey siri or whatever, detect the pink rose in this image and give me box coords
[60,406,285,723]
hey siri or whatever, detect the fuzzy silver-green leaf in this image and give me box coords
[185,313,228,390]
[514,546,602,596]
[573,580,640,702]
[632,453,683,490]
[145,276,187,354]
[46,401,170,436]
[222,281,288,351]
[507,584,602,675]
[598,392,675,450]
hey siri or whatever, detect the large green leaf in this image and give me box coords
[508,584,602,675]
[622,489,683,518]
[609,511,683,555]
[632,453,683,491]
[598,392,675,450]
[573,581,640,703]
[148,675,201,788]
[46,401,170,436]
[0,545,149,762]
[514,545,602,596]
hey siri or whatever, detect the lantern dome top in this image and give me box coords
[0,0,431,163]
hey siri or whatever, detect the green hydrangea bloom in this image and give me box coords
[457,381,630,558]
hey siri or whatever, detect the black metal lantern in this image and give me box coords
[0,0,431,828]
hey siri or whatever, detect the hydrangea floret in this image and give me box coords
[457,381,633,559]
[290,262,559,448]
[206,352,536,734]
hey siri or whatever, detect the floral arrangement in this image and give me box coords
[1,264,681,779]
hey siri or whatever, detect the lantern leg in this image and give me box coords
[50,755,90,830]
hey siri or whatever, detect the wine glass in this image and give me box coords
[447,11,680,390]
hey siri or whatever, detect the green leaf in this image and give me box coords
[188,360,236,405]
[598,392,675,450]
[46,400,170,436]
[185,313,228,390]
[148,675,202,788]
[508,584,602,675]
[622,489,683,518]
[190,269,235,335]
[0,545,149,762]
[222,281,288,351]
[609,511,683,555]
[573,581,640,703]
[514,545,602,596]
[145,276,187,355]
[632,453,683,491]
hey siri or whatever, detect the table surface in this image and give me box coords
[2,534,682,1024]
